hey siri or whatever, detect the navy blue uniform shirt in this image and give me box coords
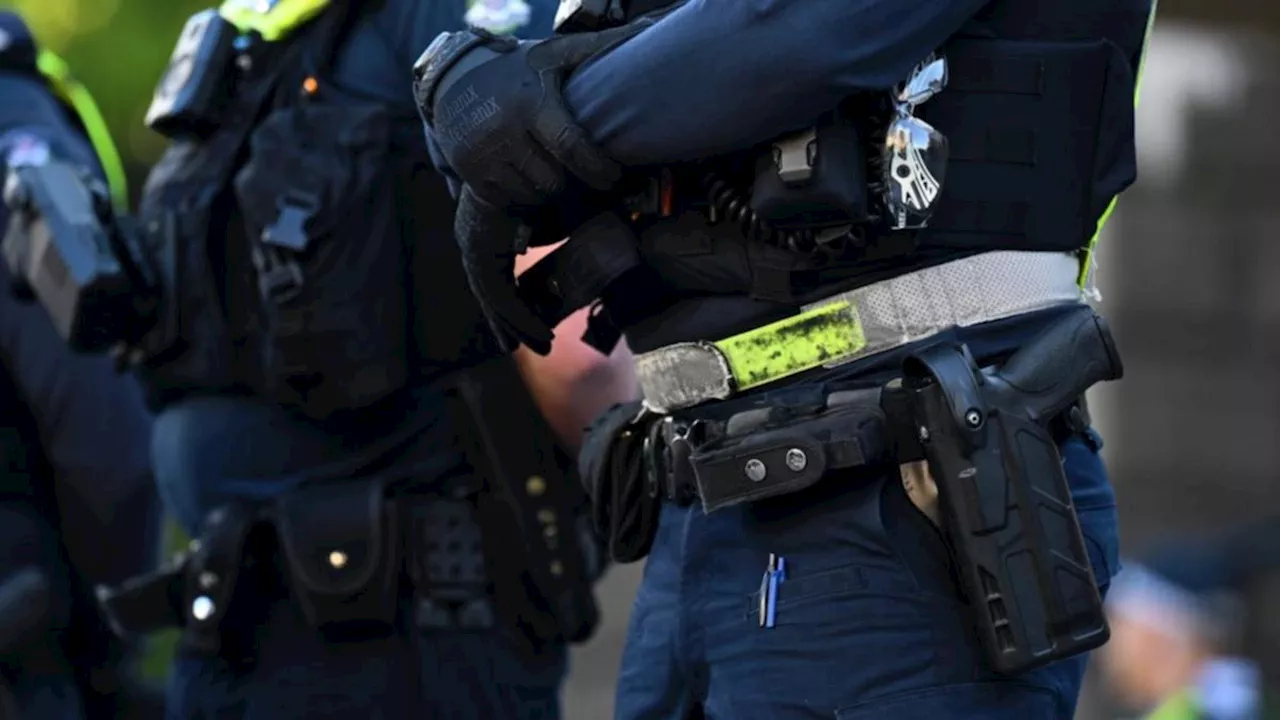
[562,0,990,165]
[427,0,989,189]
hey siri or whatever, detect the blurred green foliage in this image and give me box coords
[1,0,208,191]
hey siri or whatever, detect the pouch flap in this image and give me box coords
[275,480,388,596]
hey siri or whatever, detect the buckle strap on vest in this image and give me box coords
[634,250,1083,414]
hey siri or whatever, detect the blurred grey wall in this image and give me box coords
[1082,17,1280,720]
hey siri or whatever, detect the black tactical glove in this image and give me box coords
[414,23,649,355]
[452,184,555,355]
[413,23,648,211]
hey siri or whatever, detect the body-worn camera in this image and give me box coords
[2,160,158,354]
[144,8,238,140]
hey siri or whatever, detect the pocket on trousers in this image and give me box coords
[835,681,1058,720]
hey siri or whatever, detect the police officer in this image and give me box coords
[34,0,614,718]
[1102,521,1280,720]
[0,12,162,719]
[416,0,1157,717]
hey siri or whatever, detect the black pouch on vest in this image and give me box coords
[750,111,871,230]
[234,102,410,420]
[134,139,244,407]
[579,400,658,563]
[180,502,257,656]
[274,479,400,637]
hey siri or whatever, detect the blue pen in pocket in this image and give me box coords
[764,554,787,629]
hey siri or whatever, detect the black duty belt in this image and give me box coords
[641,386,1091,512]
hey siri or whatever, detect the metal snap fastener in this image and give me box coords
[191,596,215,621]
[745,459,767,482]
[526,475,547,497]
[785,448,808,472]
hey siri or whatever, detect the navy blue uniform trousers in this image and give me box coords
[151,394,568,720]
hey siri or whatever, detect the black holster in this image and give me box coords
[95,502,259,658]
[889,305,1124,675]
[449,355,603,650]
[579,400,658,564]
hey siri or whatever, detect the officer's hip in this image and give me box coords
[583,283,1122,674]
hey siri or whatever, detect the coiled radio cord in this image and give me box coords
[701,172,821,254]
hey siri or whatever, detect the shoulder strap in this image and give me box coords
[34,51,129,211]
[0,13,127,210]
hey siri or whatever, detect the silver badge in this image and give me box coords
[882,55,950,231]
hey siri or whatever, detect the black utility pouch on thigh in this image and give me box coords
[579,400,658,564]
[894,305,1124,675]
[274,479,400,637]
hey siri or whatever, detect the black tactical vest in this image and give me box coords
[565,0,1152,352]
[136,4,501,418]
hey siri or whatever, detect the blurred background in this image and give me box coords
[5,0,1280,717]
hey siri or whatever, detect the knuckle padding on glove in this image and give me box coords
[412,30,516,124]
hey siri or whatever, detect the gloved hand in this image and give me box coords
[412,22,649,212]
[453,184,555,355]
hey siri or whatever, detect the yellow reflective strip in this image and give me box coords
[218,0,331,42]
[1079,0,1160,288]
[1143,690,1200,720]
[35,50,129,211]
[713,301,867,392]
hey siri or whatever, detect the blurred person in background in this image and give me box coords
[1,0,637,718]
[1101,520,1280,720]
[0,11,162,719]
